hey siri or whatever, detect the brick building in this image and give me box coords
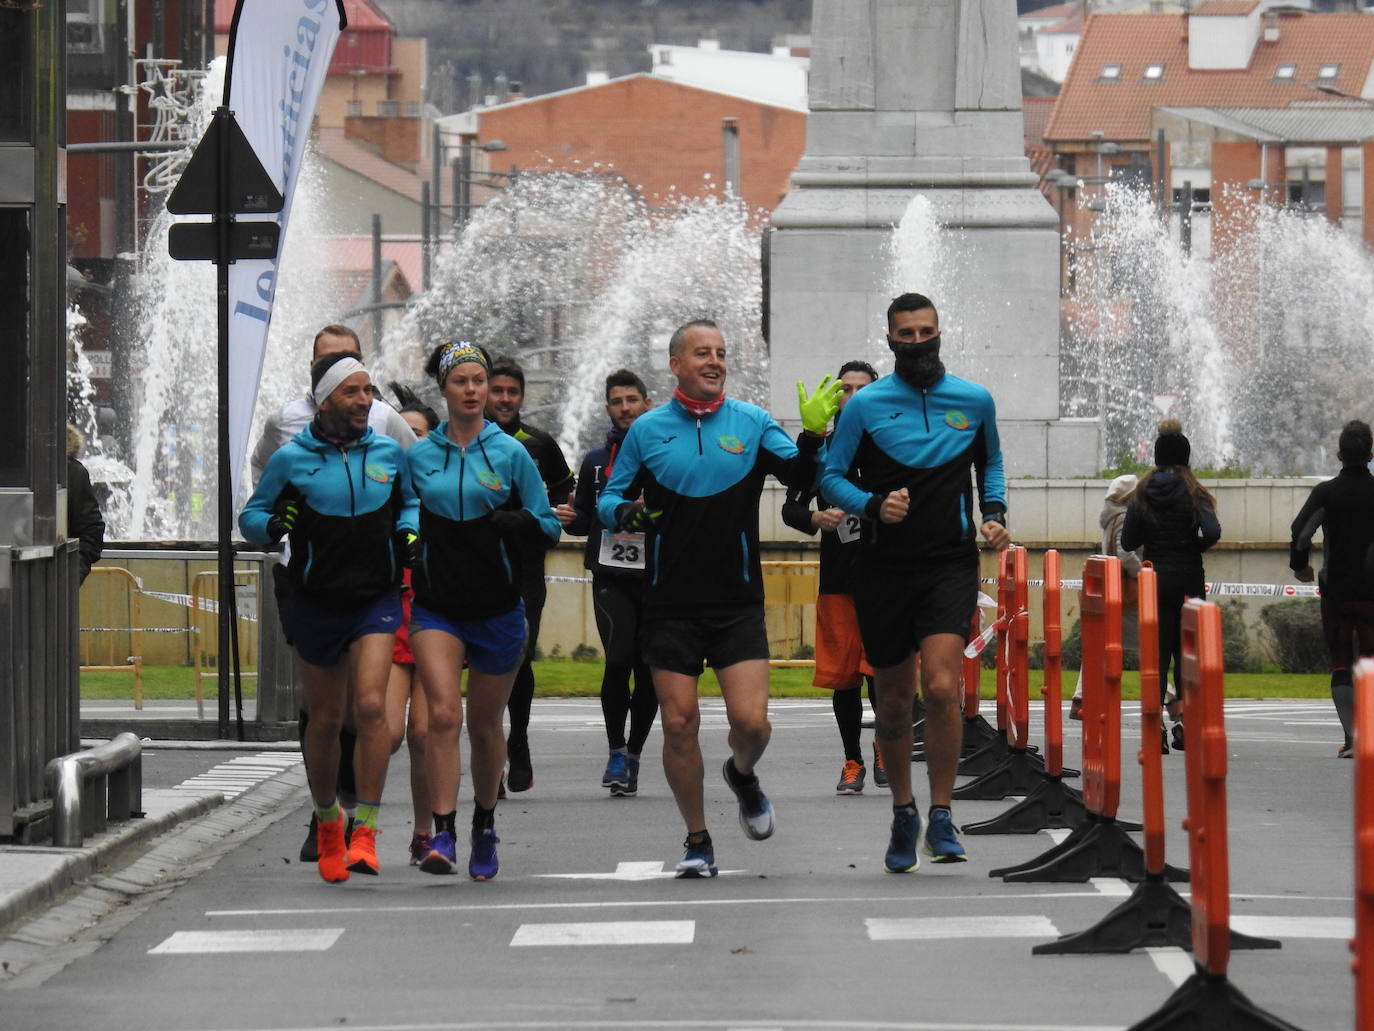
[436,73,808,214]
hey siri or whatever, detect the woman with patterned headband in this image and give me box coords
[406,340,562,880]
[240,352,419,885]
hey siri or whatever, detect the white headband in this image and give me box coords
[313,356,368,407]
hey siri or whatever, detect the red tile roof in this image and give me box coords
[1023,96,1056,144]
[1045,11,1374,143]
[326,235,422,298]
[1191,1,1259,15]
[316,126,424,203]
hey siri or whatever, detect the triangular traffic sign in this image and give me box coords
[166,109,284,216]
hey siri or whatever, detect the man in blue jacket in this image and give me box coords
[598,319,835,878]
[820,293,1010,874]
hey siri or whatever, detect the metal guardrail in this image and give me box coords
[43,731,144,847]
[761,559,819,668]
[190,569,260,719]
[79,566,146,709]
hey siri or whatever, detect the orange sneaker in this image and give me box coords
[871,741,889,789]
[316,814,350,883]
[346,824,380,876]
[835,759,866,795]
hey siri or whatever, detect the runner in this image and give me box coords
[556,369,659,797]
[486,355,576,794]
[249,326,417,863]
[597,319,837,877]
[408,342,561,880]
[781,360,885,794]
[819,293,1010,873]
[1289,419,1374,758]
[240,354,418,883]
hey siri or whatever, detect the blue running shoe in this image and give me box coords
[469,828,500,881]
[722,760,775,840]
[603,749,630,792]
[611,753,639,798]
[885,806,921,873]
[419,830,457,875]
[675,835,718,879]
[923,807,968,864]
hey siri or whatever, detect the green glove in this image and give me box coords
[797,375,844,434]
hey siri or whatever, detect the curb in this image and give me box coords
[0,790,224,934]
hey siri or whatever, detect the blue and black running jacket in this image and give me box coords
[240,425,419,611]
[819,372,1006,564]
[598,397,821,615]
[407,420,562,621]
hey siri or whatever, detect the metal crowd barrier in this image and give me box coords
[79,565,146,709]
[190,569,261,720]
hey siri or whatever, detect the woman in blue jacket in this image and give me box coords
[408,341,561,880]
[240,354,419,884]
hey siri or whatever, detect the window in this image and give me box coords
[345,100,362,117]
[1316,63,1340,80]
[1100,63,1122,81]
[1273,63,1296,81]
[1142,64,1164,81]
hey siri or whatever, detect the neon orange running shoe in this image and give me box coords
[316,813,350,883]
[346,824,380,876]
[835,759,866,795]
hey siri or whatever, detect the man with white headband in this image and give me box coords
[248,324,417,866]
[241,352,420,884]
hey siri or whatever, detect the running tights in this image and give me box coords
[601,662,658,755]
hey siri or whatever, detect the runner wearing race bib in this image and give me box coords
[557,369,660,797]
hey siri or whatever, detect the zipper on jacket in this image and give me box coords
[339,446,356,516]
[696,417,703,455]
[920,390,930,432]
[458,445,467,520]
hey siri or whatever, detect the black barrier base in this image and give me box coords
[990,814,1186,883]
[952,746,1042,800]
[1034,873,1284,955]
[1125,968,1304,1031]
[958,730,1010,775]
[961,714,1000,756]
[963,775,1087,835]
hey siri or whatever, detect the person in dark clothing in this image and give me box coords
[1289,419,1374,758]
[781,360,884,794]
[1120,419,1221,752]
[66,424,104,584]
[557,369,659,797]
[486,355,576,794]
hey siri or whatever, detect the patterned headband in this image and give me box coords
[437,341,489,383]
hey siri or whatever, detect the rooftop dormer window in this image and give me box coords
[1142,64,1164,81]
[1316,63,1340,81]
[1100,63,1122,81]
[1272,63,1296,81]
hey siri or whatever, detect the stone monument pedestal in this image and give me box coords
[767,0,1098,477]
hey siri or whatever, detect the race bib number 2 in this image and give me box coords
[836,513,862,544]
[599,530,646,570]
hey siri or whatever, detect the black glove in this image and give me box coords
[615,502,656,533]
[266,487,302,543]
[394,529,421,570]
[489,508,535,540]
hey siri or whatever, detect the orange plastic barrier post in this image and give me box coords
[1355,659,1374,1031]
[1042,549,1064,777]
[1124,599,1296,1029]
[1138,564,1166,874]
[996,555,1156,883]
[1009,546,1031,751]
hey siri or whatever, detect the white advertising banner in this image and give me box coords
[223,0,346,501]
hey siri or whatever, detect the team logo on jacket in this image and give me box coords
[477,469,503,490]
[364,464,390,483]
[944,410,971,430]
[717,435,745,454]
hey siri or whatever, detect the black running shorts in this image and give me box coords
[853,554,979,669]
[642,608,770,676]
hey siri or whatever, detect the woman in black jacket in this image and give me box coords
[1121,419,1221,751]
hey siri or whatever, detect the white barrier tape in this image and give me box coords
[138,590,260,621]
[979,578,1320,598]
[546,575,593,584]
[81,626,191,634]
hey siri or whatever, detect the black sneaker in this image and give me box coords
[1170,722,1184,751]
[299,813,319,863]
[507,739,533,793]
[675,835,717,878]
[722,760,775,840]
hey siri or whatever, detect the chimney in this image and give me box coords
[1263,10,1279,43]
[698,38,720,52]
[586,70,609,86]
[507,80,522,101]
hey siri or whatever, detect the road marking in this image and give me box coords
[202,1020,1128,1030]
[510,920,695,946]
[1145,946,1194,987]
[1045,829,1072,845]
[1090,878,1133,897]
[148,928,343,954]
[866,915,1058,941]
[534,860,747,881]
[1231,915,1354,939]
[169,751,302,800]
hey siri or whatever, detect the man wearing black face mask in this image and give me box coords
[819,292,1010,875]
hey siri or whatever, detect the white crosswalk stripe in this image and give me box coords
[168,750,302,799]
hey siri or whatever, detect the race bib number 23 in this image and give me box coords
[599,530,646,570]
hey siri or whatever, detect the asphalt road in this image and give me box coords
[0,698,1356,1031]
